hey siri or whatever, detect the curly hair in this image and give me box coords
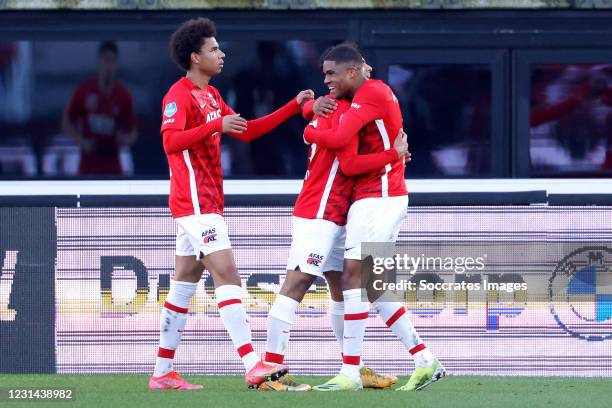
[170,18,216,71]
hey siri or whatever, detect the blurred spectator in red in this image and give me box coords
[530,65,610,172]
[62,41,137,176]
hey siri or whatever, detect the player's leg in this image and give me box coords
[364,195,444,391]
[264,268,316,365]
[316,196,416,391]
[203,247,287,387]
[175,213,285,387]
[335,198,386,389]
[265,216,343,363]
[324,270,344,349]
[259,268,316,391]
[324,268,397,389]
[314,202,371,391]
[334,258,369,388]
[260,217,342,391]
[149,229,205,390]
[202,248,256,369]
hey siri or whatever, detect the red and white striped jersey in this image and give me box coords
[349,79,407,201]
[293,100,353,226]
[160,77,233,218]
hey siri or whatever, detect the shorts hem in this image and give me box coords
[197,243,232,259]
[287,264,325,278]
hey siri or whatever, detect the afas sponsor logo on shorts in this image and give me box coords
[306,253,324,267]
[202,228,217,244]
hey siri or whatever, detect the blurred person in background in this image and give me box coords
[0,42,36,176]
[597,67,612,170]
[530,64,610,173]
[62,41,137,176]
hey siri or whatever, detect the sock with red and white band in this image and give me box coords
[374,301,435,367]
[153,280,197,377]
[264,294,299,364]
[329,299,344,354]
[215,285,259,372]
[340,289,369,383]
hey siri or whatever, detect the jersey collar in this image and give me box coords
[180,76,207,92]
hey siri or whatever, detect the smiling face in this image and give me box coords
[191,36,225,76]
[322,60,362,99]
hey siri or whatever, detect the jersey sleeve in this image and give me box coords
[302,99,315,120]
[335,134,398,176]
[162,120,222,155]
[303,86,387,149]
[160,91,188,132]
[161,90,222,154]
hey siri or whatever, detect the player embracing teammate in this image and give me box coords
[263,43,445,392]
[302,43,445,391]
[259,50,411,392]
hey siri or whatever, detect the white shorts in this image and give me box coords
[344,195,408,260]
[286,216,345,277]
[175,214,232,259]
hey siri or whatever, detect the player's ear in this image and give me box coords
[190,51,200,66]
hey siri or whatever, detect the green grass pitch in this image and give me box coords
[0,375,610,408]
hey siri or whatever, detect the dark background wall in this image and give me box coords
[0,10,611,179]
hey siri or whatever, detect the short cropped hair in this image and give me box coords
[98,41,118,57]
[170,17,216,71]
[320,42,363,67]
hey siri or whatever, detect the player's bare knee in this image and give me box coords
[280,268,316,301]
[324,271,343,301]
[341,261,362,290]
[174,256,204,283]
[206,261,240,287]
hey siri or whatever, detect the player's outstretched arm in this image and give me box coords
[336,128,407,176]
[227,89,314,142]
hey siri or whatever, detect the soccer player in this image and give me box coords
[63,41,137,175]
[260,56,409,391]
[149,17,314,390]
[303,44,445,392]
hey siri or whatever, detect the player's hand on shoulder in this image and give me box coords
[296,89,315,107]
[313,96,338,118]
[393,128,409,161]
[222,114,247,134]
